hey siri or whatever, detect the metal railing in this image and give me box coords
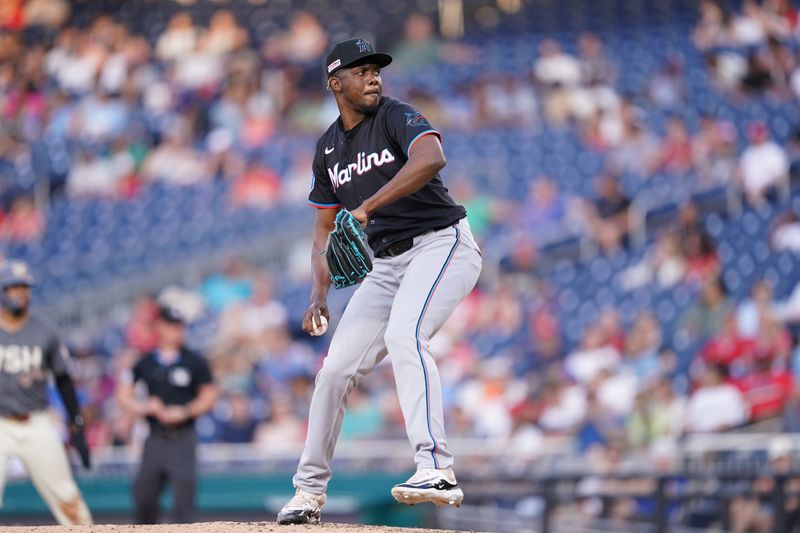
[448,467,800,533]
[36,209,313,336]
[44,435,574,477]
[7,432,800,532]
[441,432,800,533]
[628,182,744,250]
[23,432,789,476]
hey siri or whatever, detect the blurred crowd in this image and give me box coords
[696,0,800,99]
[64,237,800,458]
[0,1,798,246]
[1,0,800,498]
[0,5,329,215]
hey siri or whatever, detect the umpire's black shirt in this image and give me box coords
[309,96,466,256]
[131,347,212,431]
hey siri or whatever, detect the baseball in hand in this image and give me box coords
[310,315,328,336]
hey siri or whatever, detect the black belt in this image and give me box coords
[376,237,414,258]
[375,220,462,259]
[150,424,194,439]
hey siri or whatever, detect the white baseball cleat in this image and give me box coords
[276,488,327,525]
[391,467,464,507]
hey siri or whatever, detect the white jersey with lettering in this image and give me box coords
[0,314,92,525]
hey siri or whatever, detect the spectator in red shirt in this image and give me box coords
[3,80,47,131]
[674,202,719,285]
[659,117,694,175]
[0,0,24,30]
[82,403,112,448]
[597,306,625,353]
[526,307,564,369]
[702,312,756,370]
[1,195,45,243]
[752,313,793,364]
[230,159,281,209]
[124,294,160,353]
[736,352,793,423]
[683,232,720,284]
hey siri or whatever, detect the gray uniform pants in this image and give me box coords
[294,218,482,494]
[133,428,196,524]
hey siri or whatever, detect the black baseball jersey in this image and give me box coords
[131,347,212,430]
[309,96,466,256]
[0,315,71,417]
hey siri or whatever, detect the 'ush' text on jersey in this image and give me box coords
[309,96,466,257]
[0,316,70,417]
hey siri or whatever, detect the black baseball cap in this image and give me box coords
[325,38,392,78]
[158,304,185,324]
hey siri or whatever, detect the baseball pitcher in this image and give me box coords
[277,38,482,525]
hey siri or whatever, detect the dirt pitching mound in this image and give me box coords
[4,522,461,533]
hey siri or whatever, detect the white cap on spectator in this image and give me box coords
[207,129,234,154]
[768,435,793,461]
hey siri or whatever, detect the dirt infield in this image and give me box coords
[4,522,461,533]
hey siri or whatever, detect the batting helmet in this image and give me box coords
[0,260,36,288]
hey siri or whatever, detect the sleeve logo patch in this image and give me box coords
[405,112,430,127]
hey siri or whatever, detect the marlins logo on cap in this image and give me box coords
[324,38,392,78]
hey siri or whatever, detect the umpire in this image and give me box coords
[117,303,218,524]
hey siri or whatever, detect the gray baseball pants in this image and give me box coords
[293,218,482,495]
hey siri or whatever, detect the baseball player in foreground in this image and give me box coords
[0,260,93,525]
[277,38,482,525]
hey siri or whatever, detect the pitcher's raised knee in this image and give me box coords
[315,361,356,393]
[384,323,416,356]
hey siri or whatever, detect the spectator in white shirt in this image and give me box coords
[770,210,800,252]
[156,12,200,62]
[47,30,100,96]
[738,121,789,206]
[201,10,249,56]
[685,364,748,433]
[538,377,588,433]
[565,324,622,384]
[593,367,639,417]
[535,39,581,124]
[141,118,211,185]
[534,39,582,87]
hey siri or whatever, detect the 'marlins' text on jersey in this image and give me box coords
[328,148,396,191]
